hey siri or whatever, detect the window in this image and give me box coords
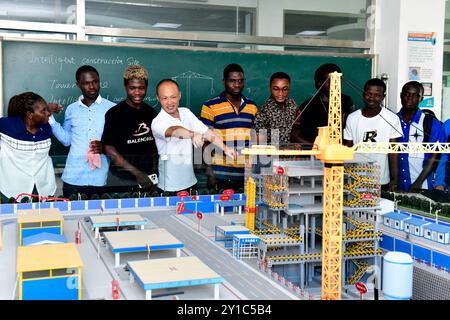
[22,270,50,279]
[395,221,399,228]
[0,0,77,24]
[415,227,420,234]
[439,234,444,241]
[284,5,369,41]
[314,195,322,204]
[42,221,61,227]
[85,1,254,35]
[405,224,409,232]
[21,222,41,229]
[52,268,77,277]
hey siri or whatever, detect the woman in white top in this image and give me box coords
[0,92,56,201]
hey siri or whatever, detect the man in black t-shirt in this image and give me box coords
[102,65,158,193]
[290,63,355,149]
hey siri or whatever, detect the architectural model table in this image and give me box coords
[214,199,247,215]
[103,228,184,267]
[89,214,148,239]
[17,208,64,246]
[127,256,224,300]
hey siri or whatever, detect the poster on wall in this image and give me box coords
[407,31,436,109]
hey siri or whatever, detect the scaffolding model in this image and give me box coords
[232,234,260,260]
[243,157,382,294]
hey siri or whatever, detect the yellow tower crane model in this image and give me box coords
[242,72,450,300]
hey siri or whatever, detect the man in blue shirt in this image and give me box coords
[397,81,441,192]
[49,65,115,198]
[434,119,450,191]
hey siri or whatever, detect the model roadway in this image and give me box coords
[138,209,297,300]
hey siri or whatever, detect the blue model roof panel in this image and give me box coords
[383,211,410,221]
[22,232,67,246]
[405,217,430,226]
[423,223,450,234]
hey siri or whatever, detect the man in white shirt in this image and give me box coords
[151,79,237,194]
[344,78,403,191]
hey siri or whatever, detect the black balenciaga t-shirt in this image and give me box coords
[102,100,158,180]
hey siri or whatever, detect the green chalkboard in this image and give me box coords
[1,39,372,156]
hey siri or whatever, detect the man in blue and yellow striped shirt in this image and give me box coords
[200,63,257,192]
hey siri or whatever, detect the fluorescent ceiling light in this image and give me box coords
[152,23,182,29]
[296,30,325,36]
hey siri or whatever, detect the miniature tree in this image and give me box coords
[412,197,420,209]
[101,193,111,200]
[401,196,410,208]
[442,205,450,217]
[420,199,430,212]
[151,191,159,198]
[90,194,100,200]
[131,192,139,199]
[68,193,78,201]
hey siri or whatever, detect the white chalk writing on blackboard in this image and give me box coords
[81,56,124,65]
[172,71,215,107]
[49,95,78,106]
[28,51,76,71]
[48,80,110,90]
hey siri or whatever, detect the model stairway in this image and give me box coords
[256,221,303,245]
[253,221,280,235]
[343,164,379,207]
[265,253,322,266]
[345,241,382,257]
[344,217,382,240]
[347,260,369,285]
[265,248,381,267]
[313,227,381,241]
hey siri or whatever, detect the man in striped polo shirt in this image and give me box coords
[200,63,258,192]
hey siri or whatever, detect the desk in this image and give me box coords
[127,256,223,300]
[89,214,148,239]
[17,208,64,246]
[103,228,184,267]
[16,243,83,300]
[214,225,250,249]
[214,199,247,216]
